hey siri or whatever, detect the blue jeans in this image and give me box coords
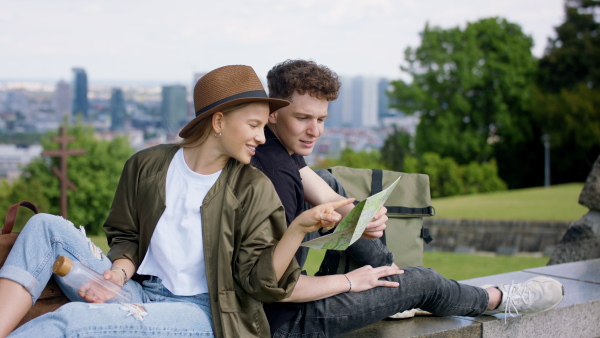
[0,214,214,337]
[276,170,489,337]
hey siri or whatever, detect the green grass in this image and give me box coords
[431,183,586,221]
[421,251,549,281]
[90,235,110,254]
[304,249,550,281]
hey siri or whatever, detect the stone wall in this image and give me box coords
[422,218,570,253]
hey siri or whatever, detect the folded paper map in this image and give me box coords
[300,176,401,250]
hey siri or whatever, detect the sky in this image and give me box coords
[0,0,566,84]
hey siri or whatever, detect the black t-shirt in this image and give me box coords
[251,126,308,333]
[252,126,307,228]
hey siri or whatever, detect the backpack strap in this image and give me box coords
[371,169,383,195]
[386,206,436,216]
[371,169,386,246]
[2,201,39,234]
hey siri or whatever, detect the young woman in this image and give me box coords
[0,65,352,338]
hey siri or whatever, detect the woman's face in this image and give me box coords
[220,102,270,164]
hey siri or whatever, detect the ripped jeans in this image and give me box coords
[0,214,214,337]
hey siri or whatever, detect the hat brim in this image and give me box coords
[179,97,289,139]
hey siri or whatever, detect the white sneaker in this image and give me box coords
[482,276,564,321]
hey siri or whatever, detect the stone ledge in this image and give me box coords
[343,259,600,337]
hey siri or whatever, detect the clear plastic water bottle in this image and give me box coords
[52,256,132,303]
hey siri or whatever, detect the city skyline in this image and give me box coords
[1,0,565,83]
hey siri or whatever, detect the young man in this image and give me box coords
[252,59,564,337]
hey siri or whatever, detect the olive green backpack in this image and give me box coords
[317,167,435,273]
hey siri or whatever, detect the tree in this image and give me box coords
[538,0,600,92]
[12,123,136,234]
[0,178,49,230]
[532,84,600,183]
[380,126,412,171]
[390,18,539,188]
[534,0,600,184]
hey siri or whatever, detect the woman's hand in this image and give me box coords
[344,265,404,293]
[77,270,124,303]
[293,198,355,234]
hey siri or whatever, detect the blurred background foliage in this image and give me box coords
[0,123,135,234]
[316,0,599,194]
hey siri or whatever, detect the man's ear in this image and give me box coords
[212,112,224,134]
[268,110,279,124]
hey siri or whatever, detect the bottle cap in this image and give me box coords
[53,256,73,277]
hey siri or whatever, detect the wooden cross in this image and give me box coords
[42,126,86,218]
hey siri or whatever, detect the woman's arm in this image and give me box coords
[280,265,405,303]
[101,258,136,287]
[272,198,354,281]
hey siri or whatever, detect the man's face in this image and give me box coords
[268,91,329,156]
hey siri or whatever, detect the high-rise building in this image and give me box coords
[53,80,71,121]
[342,76,379,129]
[5,89,29,118]
[161,85,188,135]
[355,76,379,128]
[329,76,381,129]
[328,75,354,128]
[110,88,126,131]
[378,78,393,117]
[72,68,88,119]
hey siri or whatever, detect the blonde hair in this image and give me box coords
[178,103,251,148]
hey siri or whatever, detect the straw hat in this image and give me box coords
[179,65,289,138]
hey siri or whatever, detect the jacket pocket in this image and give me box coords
[218,290,242,313]
[219,290,269,337]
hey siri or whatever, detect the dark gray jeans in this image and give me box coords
[276,170,489,337]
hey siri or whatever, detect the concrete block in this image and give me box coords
[454,245,475,254]
[496,246,517,256]
[481,301,600,338]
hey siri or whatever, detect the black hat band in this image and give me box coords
[196,90,268,116]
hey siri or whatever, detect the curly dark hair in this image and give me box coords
[267,59,341,101]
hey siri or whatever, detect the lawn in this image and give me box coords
[303,249,550,281]
[430,183,586,221]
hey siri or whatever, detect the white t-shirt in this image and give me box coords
[138,148,221,295]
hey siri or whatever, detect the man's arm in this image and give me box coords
[299,167,387,238]
[300,166,353,213]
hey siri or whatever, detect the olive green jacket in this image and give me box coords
[104,144,301,337]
